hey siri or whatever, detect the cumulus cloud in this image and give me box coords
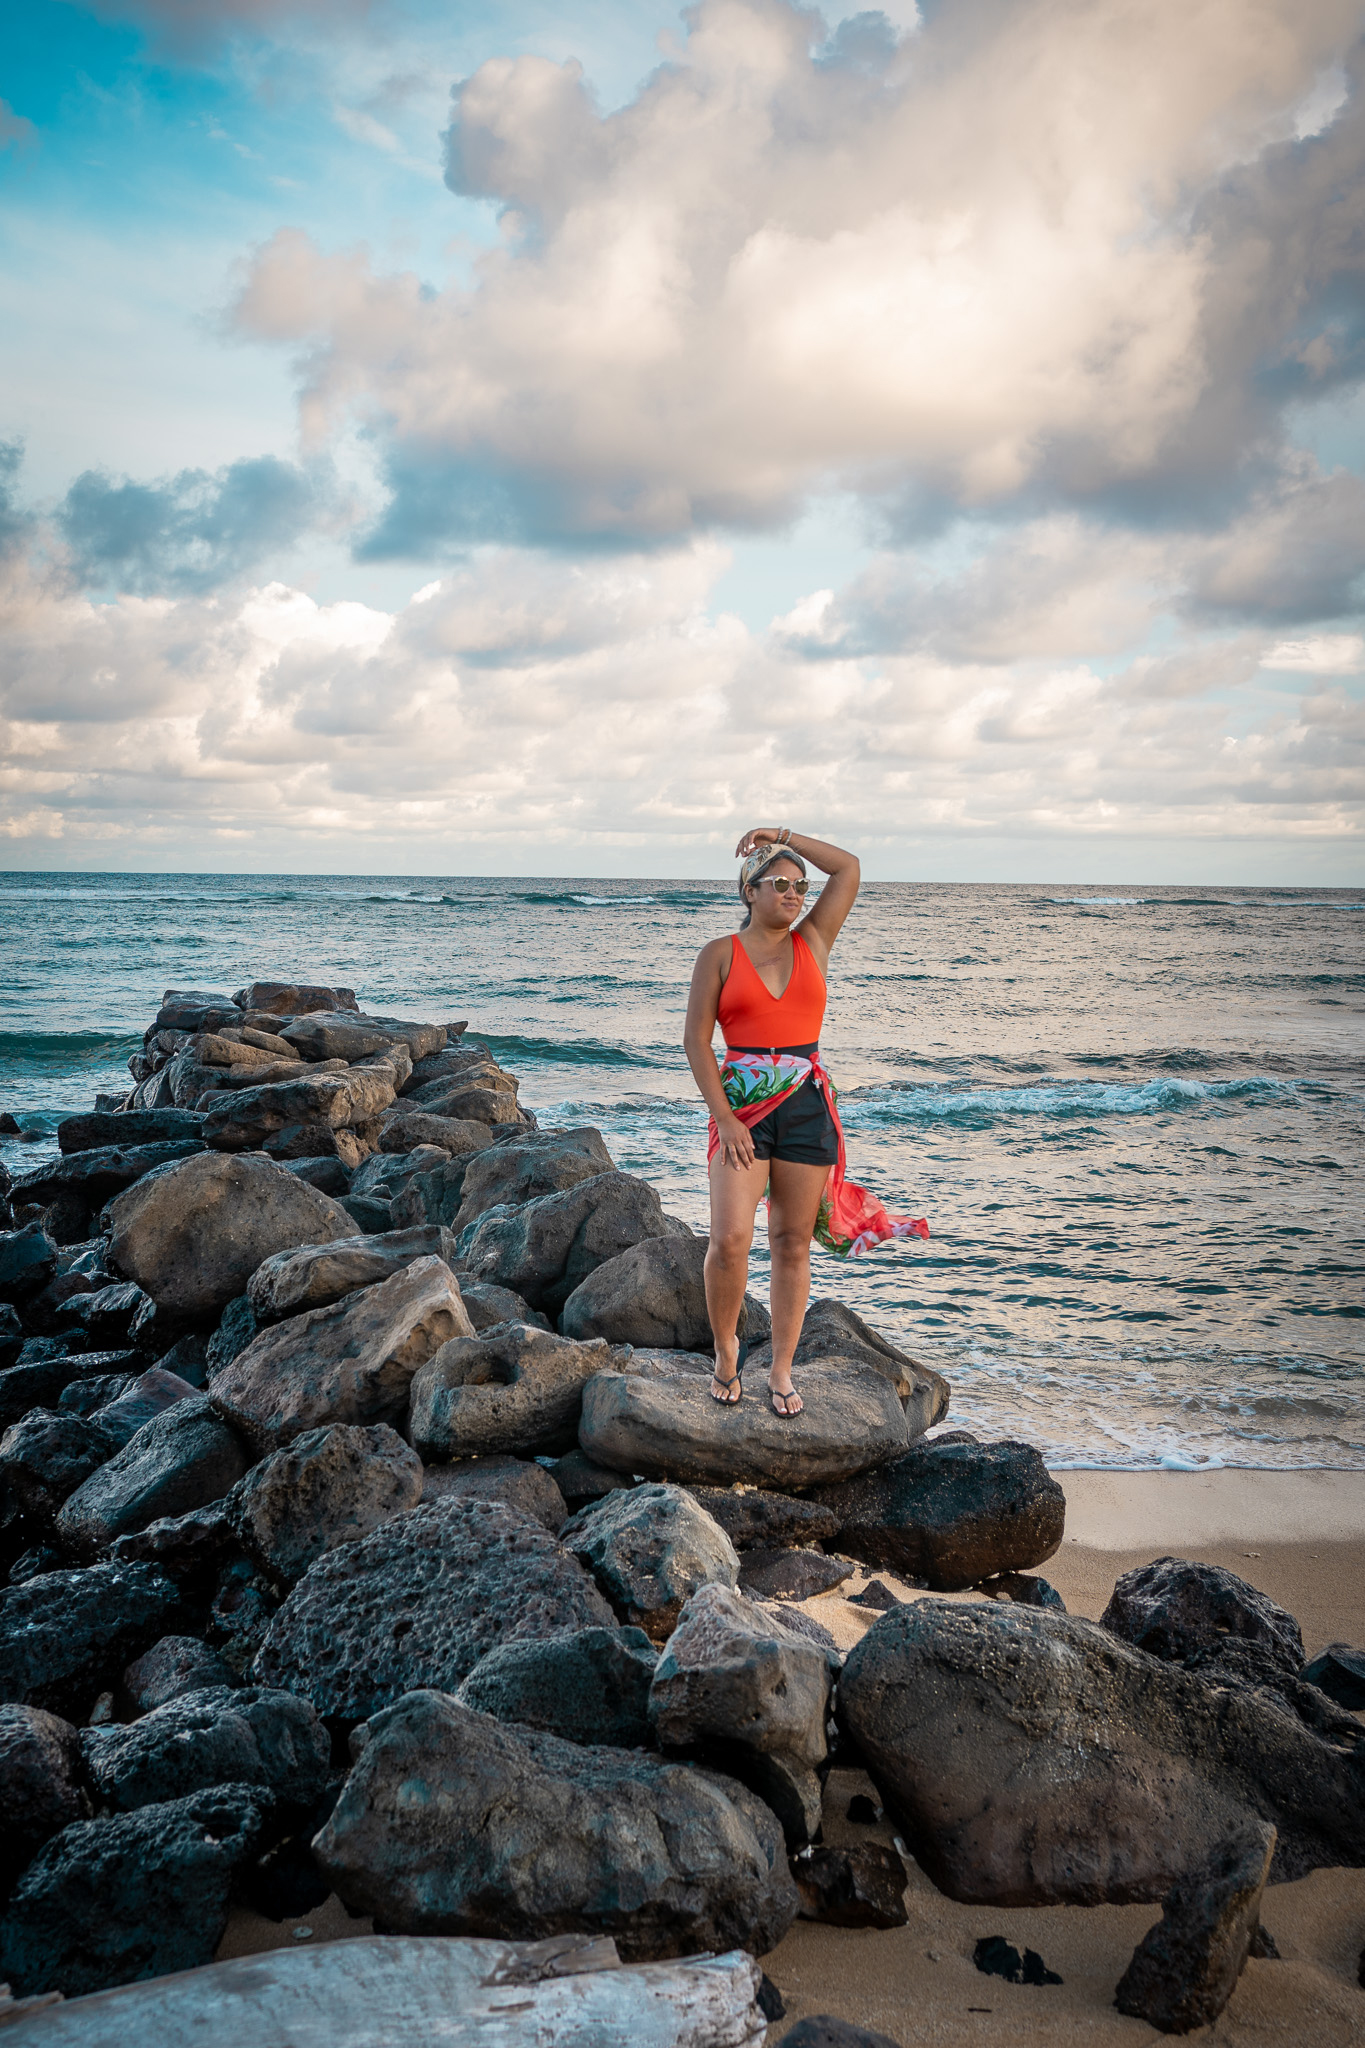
[231,0,1365,549]
[56,455,321,596]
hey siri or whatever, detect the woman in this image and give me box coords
[684,826,928,1417]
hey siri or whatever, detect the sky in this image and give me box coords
[1,0,1363,880]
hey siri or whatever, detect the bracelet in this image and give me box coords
[778,824,791,843]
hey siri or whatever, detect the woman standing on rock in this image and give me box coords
[684,827,928,1418]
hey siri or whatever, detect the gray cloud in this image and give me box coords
[57,454,320,595]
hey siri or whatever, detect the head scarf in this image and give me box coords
[740,842,805,893]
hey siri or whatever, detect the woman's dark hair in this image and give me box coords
[738,849,807,928]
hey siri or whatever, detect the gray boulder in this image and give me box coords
[0,1705,89,1898]
[383,1156,471,1231]
[726,1298,948,1423]
[419,1453,566,1533]
[56,1397,248,1557]
[0,1301,21,1370]
[80,1684,330,1815]
[104,1152,355,1322]
[561,1483,740,1640]
[0,1349,141,1431]
[559,1233,768,1353]
[1115,1822,1277,2034]
[1298,1642,1365,1709]
[0,1225,58,1304]
[738,1550,853,1601]
[792,1844,909,1929]
[452,1127,615,1230]
[246,1225,461,1323]
[813,1438,1065,1589]
[380,1111,495,1157]
[579,1355,913,1491]
[838,1599,1365,1904]
[280,1010,446,1064]
[53,1279,152,1349]
[1102,1557,1305,1674]
[0,1562,187,1718]
[460,1279,551,1332]
[210,1255,473,1454]
[199,1068,396,1151]
[233,979,357,1015]
[457,1626,659,1748]
[253,1496,615,1719]
[107,1502,235,1577]
[349,1146,450,1204]
[459,1171,685,1314]
[551,1447,639,1510]
[687,1486,839,1550]
[314,1689,798,1959]
[86,1364,200,1449]
[408,1322,613,1460]
[121,1637,239,1715]
[57,1109,204,1156]
[9,1140,206,1214]
[280,1155,350,1196]
[229,1422,423,1580]
[0,1408,119,1520]
[0,1785,264,1998]
[650,1583,834,1772]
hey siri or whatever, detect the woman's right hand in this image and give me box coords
[716,1109,756,1170]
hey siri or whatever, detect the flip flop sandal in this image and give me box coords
[710,1340,748,1405]
[768,1384,804,1418]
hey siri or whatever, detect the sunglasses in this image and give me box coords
[763,875,809,895]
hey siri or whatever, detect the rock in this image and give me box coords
[0,1561,187,1718]
[0,1705,89,1899]
[1114,1821,1277,2034]
[233,980,358,1015]
[0,1300,22,1369]
[458,1626,659,1747]
[280,1010,445,1064]
[760,1604,842,1659]
[211,1256,473,1454]
[579,1356,913,1491]
[460,1278,551,1332]
[9,1141,205,1214]
[459,1170,684,1314]
[86,1364,201,1448]
[153,989,240,1031]
[650,1583,833,1770]
[390,1157,478,1231]
[349,1146,449,1204]
[0,1225,58,1303]
[0,1409,118,1519]
[793,1844,909,1928]
[979,1570,1066,1609]
[253,1496,615,1719]
[551,1446,638,1509]
[229,1422,423,1580]
[410,1082,526,1127]
[314,1689,798,1958]
[58,1373,132,1416]
[812,1439,1065,1590]
[380,1112,495,1157]
[778,2020,901,2048]
[408,1322,613,1461]
[1298,1641,1365,1709]
[847,1579,899,1609]
[748,1299,949,1429]
[419,1453,566,1532]
[280,1155,351,1196]
[0,1936,767,2048]
[56,1110,205,1156]
[837,1600,1365,1904]
[1101,1557,1305,1674]
[205,1295,257,1375]
[562,1483,740,1639]
[105,1152,356,1324]
[686,1486,840,1551]
[0,1784,265,1998]
[120,1636,239,1714]
[81,1684,330,1814]
[452,1131,614,1231]
[560,1234,766,1353]
[738,1550,854,1602]
[209,1557,279,1661]
[56,1396,248,1556]
[972,1935,1062,1984]
[0,1351,140,1430]
[107,1502,235,1577]
[51,1280,151,1349]
[263,1121,361,1164]
[199,1069,397,1152]
[148,1332,209,1387]
[246,1225,461,1323]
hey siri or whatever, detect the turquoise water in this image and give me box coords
[1,873,1362,1470]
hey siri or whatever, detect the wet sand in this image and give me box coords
[217,1470,1365,2043]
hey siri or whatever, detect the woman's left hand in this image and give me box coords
[734,825,784,857]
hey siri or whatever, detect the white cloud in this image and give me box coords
[1262,632,1365,672]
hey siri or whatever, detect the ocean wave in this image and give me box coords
[480,1031,673,1069]
[1047,895,1145,906]
[840,1074,1298,1124]
[0,1029,140,1066]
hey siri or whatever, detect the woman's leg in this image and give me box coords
[706,1151,769,1399]
[765,1159,830,1415]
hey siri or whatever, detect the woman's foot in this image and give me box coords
[711,1342,745,1405]
[768,1377,804,1417]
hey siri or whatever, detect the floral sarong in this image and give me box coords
[707,1050,930,1259]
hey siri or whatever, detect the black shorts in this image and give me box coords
[749,1077,840,1166]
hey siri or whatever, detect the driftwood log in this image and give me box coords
[0,1935,766,2048]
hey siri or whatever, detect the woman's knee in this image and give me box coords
[707,1224,753,1265]
[768,1222,811,1263]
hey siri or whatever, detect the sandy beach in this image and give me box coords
[215,1468,1365,2043]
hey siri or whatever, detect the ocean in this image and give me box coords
[1,872,1361,1472]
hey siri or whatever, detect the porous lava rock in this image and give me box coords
[418,1452,566,1533]
[561,1482,740,1639]
[459,1172,687,1314]
[777,2022,901,2048]
[0,1224,58,1304]
[313,1689,798,1959]
[246,1225,461,1323]
[792,1844,909,1929]
[0,1785,265,1998]
[458,1279,551,1333]
[80,1684,330,1815]
[230,1422,421,1581]
[233,980,357,1015]
[56,1396,248,1556]
[452,1127,616,1230]
[0,1704,89,1898]
[253,1496,615,1719]
[409,1322,613,1461]
[104,1152,355,1322]
[0,1561,187,1718]
[0,1407,119,1520]
[650,1583,834,1772]
[747,1298,949,1423]
[10,1141,206,1215]
[838,1599,1365,1904]
[210,1256,472,1453]
[121,1636,239,1715]
[813,1438,1065,1589]
[1115,1821,1277,2034]
[1298,1642,1365,1709]
[1101,1557,1305,1674]
[686,1487,840,1551]
[560,1233,767,1353]
[738,1550,854,1602]
[457,1626,659,1748]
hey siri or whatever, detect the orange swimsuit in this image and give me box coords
[717,929,827,1051]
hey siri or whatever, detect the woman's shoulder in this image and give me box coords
[693,931,736,971]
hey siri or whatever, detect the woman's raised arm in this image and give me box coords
[732,826,860,964]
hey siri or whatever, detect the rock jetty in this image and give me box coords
[0,977,1360,2044]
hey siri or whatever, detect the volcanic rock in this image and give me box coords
[314,1689,798,1958]
[777,2020,902,2048]
[650,1583,833,1771]
[199,1068,397,1152]
[562,1483,740,1639]
[457,1625,659,1748]
[81,1684,330,1815]
[1298,1641,1365,1709]
[738,1550,854,1602]
[0,1300,22,1369]
[409,1322,613,1461]
[280,1155,350,1196]
[0,1785,265,1998]
[104,1152,355,1322]
[56,1396,248,1556]
[0,1408,119,1520]
[685,1487,840,1551]
[53,1280,152,1349]
[246,1224,461,1322]
[793,1844,909,1929]
[229,1422,423,1580]
[1115,1821,1277,2034]
[0,1705,89,1899]
[233,980,358,1015]
[813,1438,1065,1589]
[0,1225,58,1303]
[838,1599,1365,1904]
[551,1446,639,1509]
[9,1141,205,1214]
[1102,1557,1305,1674]
[281,1010,445,1065]
[210,1255,472,1454]
[379,1111,494,1157]
[0,1351,140,1430]
[459,1170,685,1314]
[121,1636,239,1715]
[84,1364,200,1448]
[560,1233,766,1352]
[107,1501,235,1577]
[253,1495,615,1719]
[747,1299,949,1426]
[56,1109,205,1156]
[419,1452,566,1532]
[459,1278,551,1332]
[0,1561,187,1718]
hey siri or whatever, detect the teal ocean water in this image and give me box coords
[1,873,1362,1470]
